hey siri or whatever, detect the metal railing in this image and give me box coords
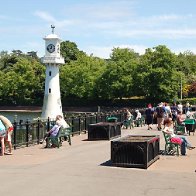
[12,111,126,149]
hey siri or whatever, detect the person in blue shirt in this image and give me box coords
[171,103,178,122]
[44,119,62,148]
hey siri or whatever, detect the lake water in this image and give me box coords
[0,111,91,123]
[0,111,41,122]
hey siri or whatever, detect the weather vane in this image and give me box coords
[51,25,55,34]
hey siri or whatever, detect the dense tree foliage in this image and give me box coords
[134,46,180,101]
[60,53,106,100]
[95,48,139,100]
[0,43,195,106]
[60,41,86,63]
[0,52,45,105]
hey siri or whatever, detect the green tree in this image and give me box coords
[0,56,45,105]
[95,48,139,100]
[0,53,18,71]
[60,53,106,100]
[135,45,179,101]
[60,41,85,63]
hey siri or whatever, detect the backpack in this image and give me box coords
[156,107,164,118]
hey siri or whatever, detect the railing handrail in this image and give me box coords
[12,111,127,149]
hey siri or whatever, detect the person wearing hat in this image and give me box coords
[156,103,165,130]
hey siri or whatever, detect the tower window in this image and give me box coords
[49,88,51,93]
[49,71,51,76]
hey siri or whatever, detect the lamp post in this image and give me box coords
[180,75,182,100]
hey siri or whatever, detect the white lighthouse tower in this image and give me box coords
[41,25,65,119]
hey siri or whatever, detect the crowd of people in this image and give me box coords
[123,101,193,131]
[123,101,195,155]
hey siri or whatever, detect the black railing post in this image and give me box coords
[13,120,17,150]
[90,114,93,124]
[84,115,87,132]
[118,112,122,122]
[37,118,40,144]
[26,119,29,147]
[95,113,98,123]
[71,116,74,136]
[47,117,50,132]
[78,115,81,135]
[104,113,107,122]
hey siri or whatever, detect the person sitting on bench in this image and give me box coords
[56,115,70,129]
[44,120,62,148]
[163,118,195,155]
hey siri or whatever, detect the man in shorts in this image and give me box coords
[0,115,13,155]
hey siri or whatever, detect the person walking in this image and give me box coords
[156,103,165,130]
[145,104,154,130]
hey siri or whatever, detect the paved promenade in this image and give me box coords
[0,123,196,196]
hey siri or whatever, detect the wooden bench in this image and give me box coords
[47,127,72,148]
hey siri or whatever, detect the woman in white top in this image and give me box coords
[163,118,194,151]
[135,110,141,120]
[56,115,70,128]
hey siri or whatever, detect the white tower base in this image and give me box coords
[41,64,63,119]
[41,93,63,119]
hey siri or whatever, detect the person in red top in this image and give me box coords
[0,115,13,155]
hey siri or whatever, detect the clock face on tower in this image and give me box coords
[47,44,55,53]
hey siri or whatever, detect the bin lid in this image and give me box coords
[112,135,159,142]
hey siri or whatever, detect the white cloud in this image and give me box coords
[172,47,196,55]
[34,11,73,28]
[114,28,196,39]
[63,0,136,21]
[0,15,7,20]
[34,11,56,23]
[83,44,147,59]
[146,14,194,22]
[83,44,196,59]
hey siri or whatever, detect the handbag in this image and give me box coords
[170,137,182,145]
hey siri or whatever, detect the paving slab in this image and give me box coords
[0,122,196,196]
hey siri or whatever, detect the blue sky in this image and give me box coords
[0,0,196,58]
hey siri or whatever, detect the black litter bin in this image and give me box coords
[111,135,160,169]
